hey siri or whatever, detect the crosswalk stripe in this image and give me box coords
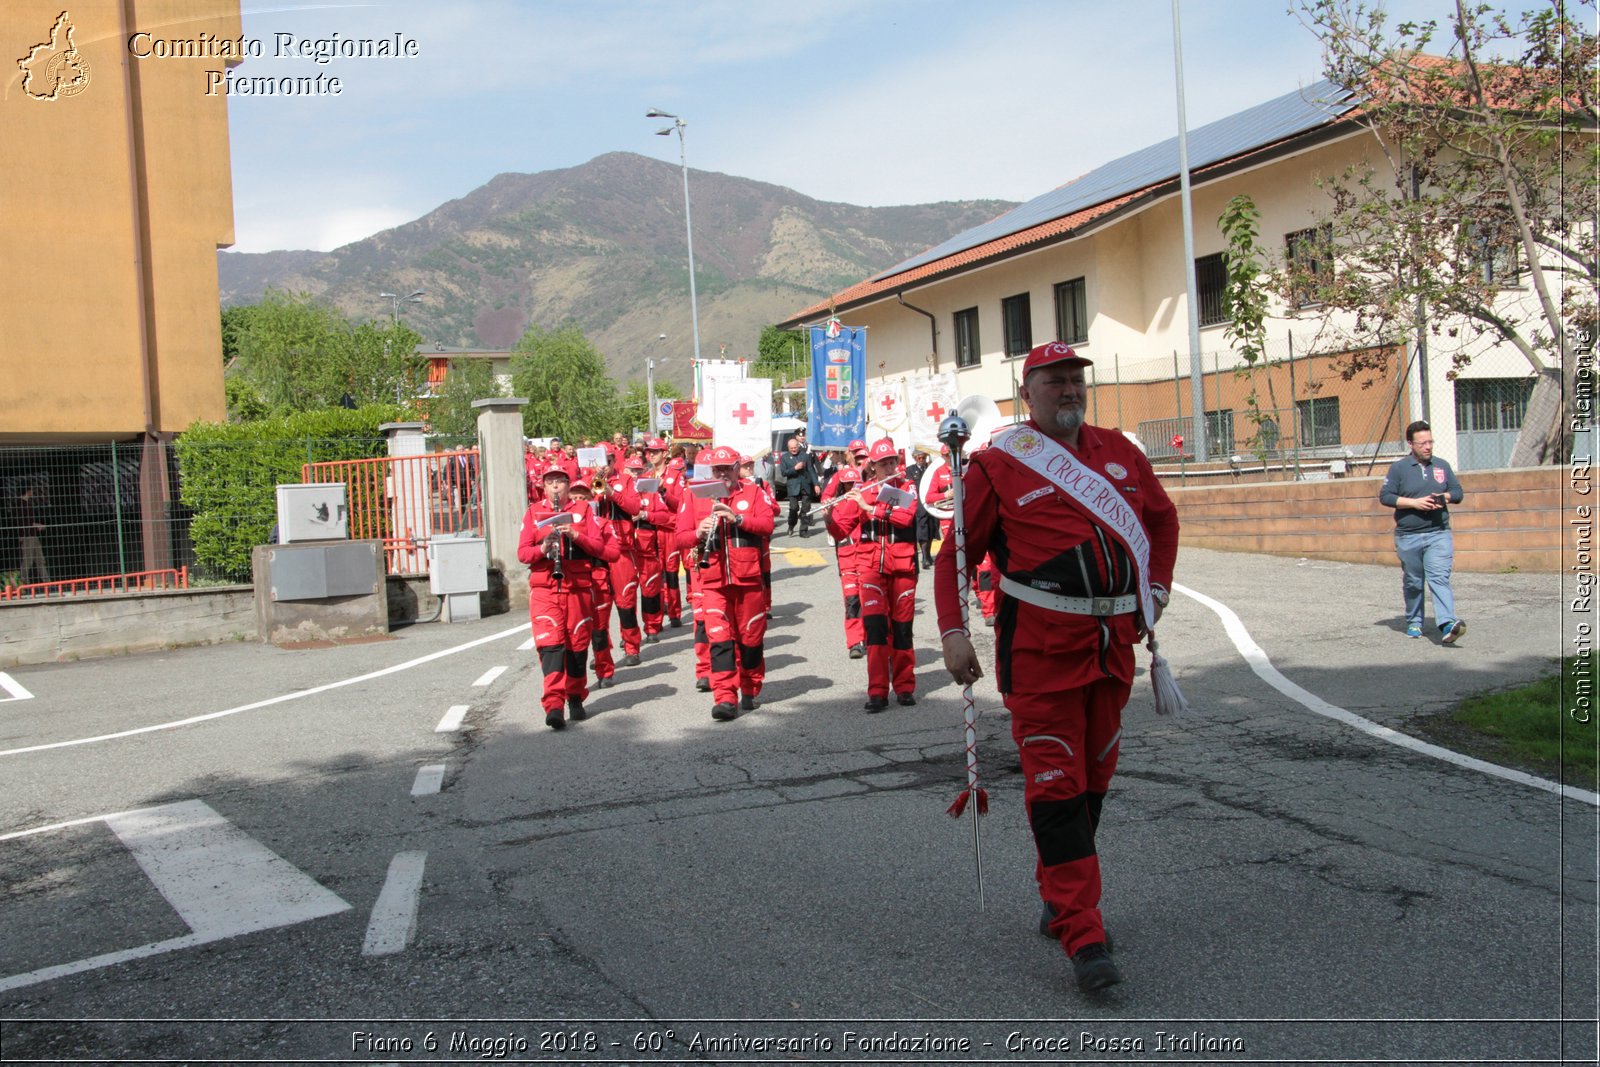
[362,851,426,956]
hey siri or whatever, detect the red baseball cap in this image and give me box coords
[1022,341,1093,376]
[868,438,898,463]
[623,455,646,471]
[846,438,867,453]
[837,467,861,484]
[645,437,667,451]
[541,467,571,482]
[567,480,593,496]
[705,445,741,466]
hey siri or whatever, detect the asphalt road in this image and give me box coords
[0,542,1593,1065]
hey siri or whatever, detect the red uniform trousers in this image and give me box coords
[636,530,667,636]
[701,582,766,705]
[975,557,998,621]
[663,543,684,622]
[689,565,710,680]
[590,565,616,681]
[1007,679,1126,957]
[835,542,864,649]
[529,581,595,713]
[608,550,642,656]
[858,557,918,698]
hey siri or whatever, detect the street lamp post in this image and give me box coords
[380,288,425,323]
[646,333,668,439]
[646,109,702,366]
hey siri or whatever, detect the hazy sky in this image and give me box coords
[224,0,1473,254]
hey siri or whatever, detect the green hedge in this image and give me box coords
[175,406,405,582]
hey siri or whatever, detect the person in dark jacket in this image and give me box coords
[1379,420,1466,643]
[777,435,819,536]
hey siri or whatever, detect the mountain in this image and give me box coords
[217,152,1016,389]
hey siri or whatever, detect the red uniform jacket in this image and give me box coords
[933,421,1178,693]
[842,476,918,576]
[674,480,775,590]
[517,499,619,589]
[601,474,644,553]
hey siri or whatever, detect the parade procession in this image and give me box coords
[513,336,1186,996]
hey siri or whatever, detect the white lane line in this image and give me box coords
[411,764,446,796]
[106,801,350,937]
[517,637,536,651]
[0,801,350,993]
[0,672,34,702]
[472,665,508,687]
[362,851,427,956]
[434,705,470,733]
[0,621,531,758]
[1175,582,1600,807]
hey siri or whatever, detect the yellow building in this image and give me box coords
[1,0,238,444]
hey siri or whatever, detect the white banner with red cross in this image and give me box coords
[868,377,908,434]
[907,373,959,453]
[710,377,773,459]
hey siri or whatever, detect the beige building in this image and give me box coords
[2,0,239,444]
[779,78,1549,473]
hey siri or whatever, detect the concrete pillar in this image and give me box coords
[473,398,529,603]
[379,422,430,573]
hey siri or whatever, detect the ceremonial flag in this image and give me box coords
[671,399,713,442]
[868,378,907,434]
[908,372,959,453]
[711,377,773,459]
[807,320,866,450]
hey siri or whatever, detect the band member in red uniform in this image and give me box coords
[676,445,774,721]
[840,438,920,711]
[822,466,865,659]
[566,479,618,689]
[604,455,646,667]
[935,342,1179,995]
[517,467,619,730]
[659,441,689,629]
[635,439,675,643]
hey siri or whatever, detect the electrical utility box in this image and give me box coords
[428,533,488,622]
[276,483,348,543]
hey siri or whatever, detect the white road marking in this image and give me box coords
[472,665,508,687]
[362,851,426,956]
[411,764,446,796]
[0,671,34,702]
[0,800,350,993]
[1175,582,1600,807]
[434,705,470,733]
[0,622,531,758]
[517,637,536,651]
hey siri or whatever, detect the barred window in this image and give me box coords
[1196,253,1229,327]
[1001,293,1032,358]
[1054,277,1088,345]
[953,307,981,369]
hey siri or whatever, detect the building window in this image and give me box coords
[1296,397,1342,448]
[1205,409,1236,454]
[1196,252,1228,327]
[1285,225,1333,306]
[1053,278,1088,345]
[1466,221,1520,287]
[1001,293,1032,359]
[953,307,981,368]
[1454,378,1533,432]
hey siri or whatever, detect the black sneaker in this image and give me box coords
[594,676,614,689]
[1070,942,1121,993]
[740,694,757,711]
[695,677,711,693]
[848,643,866,659]
[545,709,566,730]
[896,692,916,707]
[711,702,738,721]
[864,695,889,713]
[644,632,660,644]
[669,616,683,628]
[623,653,641,667]
[1038,905,1114,952]
[567,697,587,722]
[1442,619,1467,645]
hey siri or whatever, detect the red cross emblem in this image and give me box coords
[925,401,946,422]
[731,403,755,425]
[879,394,898,413]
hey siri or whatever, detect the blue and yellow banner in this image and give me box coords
[807,321,866,449]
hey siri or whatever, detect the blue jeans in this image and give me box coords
[1395,528,1456,630]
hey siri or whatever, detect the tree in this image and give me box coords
[509,323,620,440]
[428,359,503,439]
[619,378,682,439]
[231,289,424,414]
[754,325,809,414]
[1290,0,1597,465]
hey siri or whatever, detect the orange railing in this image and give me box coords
[303,449,482,576]
[2,566,189,601]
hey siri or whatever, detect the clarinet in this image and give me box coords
[551,509,566,582]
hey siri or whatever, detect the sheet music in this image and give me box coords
[689,480,731,499]
[536,512,576,529]
[634,478,661,494]
[876,485,914,508]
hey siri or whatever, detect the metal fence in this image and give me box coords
[303,449,482,576]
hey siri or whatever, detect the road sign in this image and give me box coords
[655,400,673,432]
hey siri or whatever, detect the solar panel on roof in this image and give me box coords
[873,79,1356,281]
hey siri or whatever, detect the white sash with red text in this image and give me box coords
[989,424,1155,624]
